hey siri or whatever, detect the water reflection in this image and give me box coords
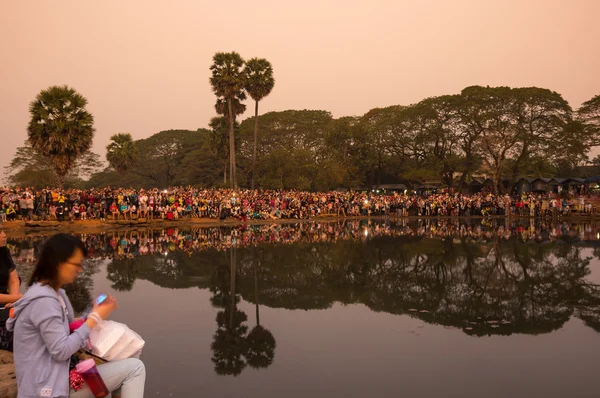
[7,219,600,377]
[210,247,277,376]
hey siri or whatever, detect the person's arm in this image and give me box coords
[30,298,92,362]
[8,269,19,295]
[0,293,21,305]
[0,269,23,305]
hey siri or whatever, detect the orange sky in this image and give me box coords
[1,0,599,175]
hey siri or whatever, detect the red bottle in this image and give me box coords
[76,359,109,398]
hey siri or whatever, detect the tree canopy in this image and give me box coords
[27,85,95,186]
[10,84,600,192]
[5,141,103,188]
[106,133,138,174]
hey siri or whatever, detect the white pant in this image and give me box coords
[69,358,146,398]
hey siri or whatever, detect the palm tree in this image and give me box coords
[106,133,138,173]
[244,58,275,190]
[210,52,246,189]
[215,91,246,120]
[213,91,246,185]
[209,117,231,184]
[27,85,95,187]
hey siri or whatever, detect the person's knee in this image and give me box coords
[128,358,146,378]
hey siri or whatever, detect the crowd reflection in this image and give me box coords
[7,219,600,264]
[7,219,600,376]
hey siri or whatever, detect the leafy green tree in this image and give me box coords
[238,110,332,190]
[454,86,489,189]
[408,96,462,187]
[579,94,600,129]
[507,87,573,187]
[473,86,521,192]
[578,94,600,155]
[106,133,138,174]
[210,52,246,189]
[89,129,220,188]
[316,117,365,190]
[27,85,95,186]
[244,58,275,190]
[5,141,103,188]
[360,106,404,189]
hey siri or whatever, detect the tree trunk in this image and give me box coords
[509,143,529,194]
[224,164,227,185]
[458,172,468,193]
[442,164,454,189]
[56,173,65,189]
[493,165,502,194]
[227,98,237,189]
[229,247,236,330]
[253,248,260,326]
[251,100,259,190]
[376,153,382,189]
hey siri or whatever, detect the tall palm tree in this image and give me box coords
[27,85,95,187]
[244,58,275,190]
[210,52,246,189]
[209,117,231,184]
[106,133,138,173]
[215,91,246,120]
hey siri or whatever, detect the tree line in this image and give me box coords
[5,57,600,192]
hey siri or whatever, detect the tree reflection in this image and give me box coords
[64,258,101,314]
[7,220,600,340]
[107,257,137,291]
[211,247,249,376]
[246,252,276,369]
[209,246,278,376]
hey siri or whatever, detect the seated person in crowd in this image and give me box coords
[110,202,119,220]
[79,203,87,220]
[120,202,130,220]
[6,205,17,221]
[56,205,65,221]
[49,204,57,220]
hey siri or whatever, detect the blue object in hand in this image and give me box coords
[96,294,107,305]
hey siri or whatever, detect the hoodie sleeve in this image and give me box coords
[29,297,91,362]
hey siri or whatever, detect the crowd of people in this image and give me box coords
[0,186,597,223]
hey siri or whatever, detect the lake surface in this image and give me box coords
[7,219,600,398]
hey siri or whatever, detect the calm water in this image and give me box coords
[7,219,600,398]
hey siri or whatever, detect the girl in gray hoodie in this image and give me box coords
[7,234,145,398]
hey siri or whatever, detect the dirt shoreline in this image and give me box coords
[3,213,600,238]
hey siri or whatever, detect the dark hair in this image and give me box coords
[29,234,87,287]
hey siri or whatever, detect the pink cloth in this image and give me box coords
[69,319,85,333]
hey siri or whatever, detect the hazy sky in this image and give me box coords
[1,0,599,174]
